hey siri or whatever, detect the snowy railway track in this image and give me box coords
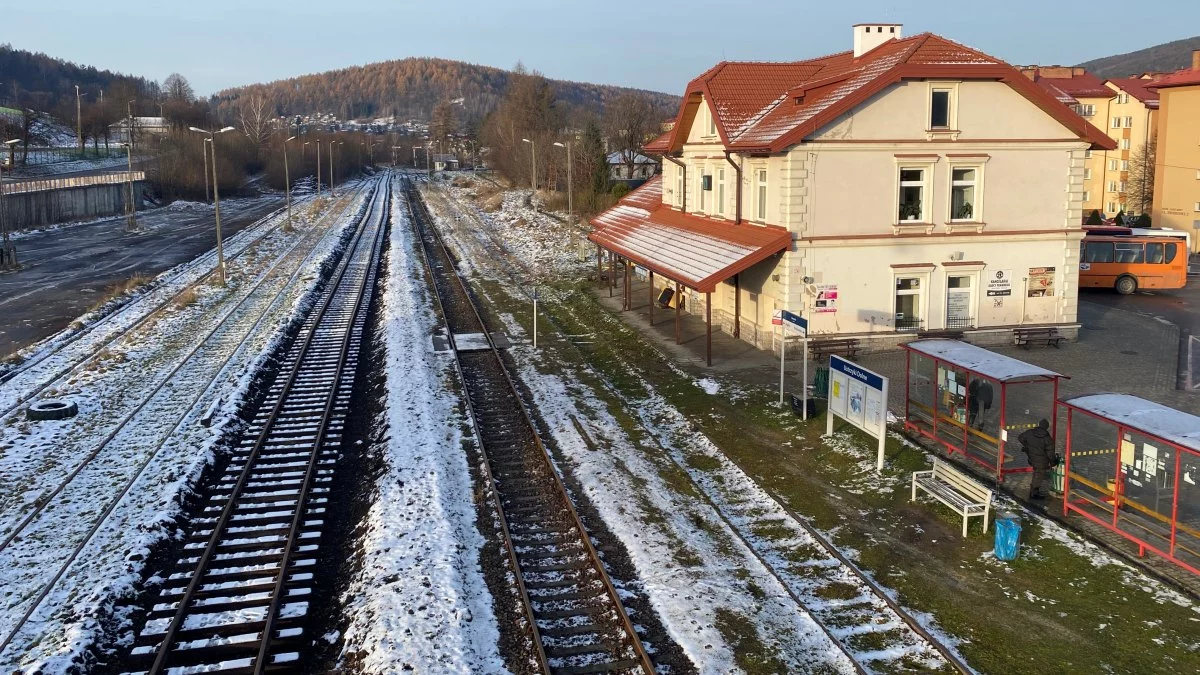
[423,182,973,675]
[0,188,370,663]
[119,178,389,673]
[407,181,654,675]
[0,200,297,415]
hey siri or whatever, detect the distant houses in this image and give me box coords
[607,151,658,182]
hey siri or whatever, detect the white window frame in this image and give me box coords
[1118,181,1127,192]
[1124,115,1133,127]
[706,104,718,138]
[674,164,684,208]
[1117,93,1129,104]
[1084,149,1093,158]
[1108,201,1118,213]
[1081,103,1095,117]
[1195,202,1200,212]
[1108,158,1119,171]
[1121,160,1129,171]
[717,167,726,216]
[1108,180,1118,193]
[948,162,984,222]
[945,272,978,329]
[1083,167,1092,179]
[697,166,709,212]
[895,160,935,224]
[1119,138,1131,150]
[1111,116,1121,128]
[754,167,768,221]
[926,82,960,132]
[1082,190,1090,202]
[893,271,931,331]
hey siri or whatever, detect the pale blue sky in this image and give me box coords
[10,1,1199,96]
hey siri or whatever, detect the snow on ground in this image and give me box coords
[337,181,505,673]
[0,187,370,672]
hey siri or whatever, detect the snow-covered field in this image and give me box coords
[336,181,505,673]
[0,186,370,671]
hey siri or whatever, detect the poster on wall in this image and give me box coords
[1027,267,1056,297]
[814,284,838,313]
[986,270,1013,297]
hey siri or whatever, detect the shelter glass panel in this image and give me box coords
[1066,411,1121,523]
[1001,379,1057,474]
[1176,452,1200,571]
[908,353,936,430]
[1115,431,1177,557]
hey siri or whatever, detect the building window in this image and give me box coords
[1108,201,1118,213]
[1111,116,1121,128]
[1195,202,1200,212]
[698,168,710,211]
[1108,159,1119,171]
[1117,93,1129,104]
[706,107,717,137]
[898,167,926,221]
[1080,104,1095,117]
[1121,160,1129,171]
[1084,149,1092,158]
[1108,180,1118,193]
[950,167,978,221]
[1124,116,1133,127]
[755,169,767,220]
[895,277,922,331]
[1083,168,1092,179]
[1119,138,1131,150]
[930,89,951,128]
[1082,190,1090,201]
[675,165,684,207]
[717,168,726,216]
[1118,181,1127,192]
[946,275,974,329]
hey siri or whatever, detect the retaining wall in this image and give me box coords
[4,180,148,230]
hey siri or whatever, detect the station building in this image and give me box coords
[590,24,1114,355]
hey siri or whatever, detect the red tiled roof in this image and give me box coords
[1148,68,1200,90]
[661,33,1114,153]
[1028,70,1112,100]
[1107,77,1160,107]
[643,131,671,153]
[589,176,790,292]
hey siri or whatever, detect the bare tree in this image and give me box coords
[163,73,195,102]
[238,93,274,148]
[605,93,657,180]
[1122,137,1156,217]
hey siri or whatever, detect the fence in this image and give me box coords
[4,146,124,167]
[1,172,146,196]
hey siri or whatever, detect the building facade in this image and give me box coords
[591,25,1113,353]
[1150,52,1200,249]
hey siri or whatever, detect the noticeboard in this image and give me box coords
[827,354,890,471]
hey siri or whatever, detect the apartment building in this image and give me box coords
[590,25,1113,353]
[1150,51,1200,250]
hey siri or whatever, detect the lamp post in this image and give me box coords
[554,140,573,224]
[284,136,296,232]
[75,85,83,155]
[189,126,236,285]
[202,138,211,204]
[122,142,138,232]
[521,137,536,191]
[1,138,21,269]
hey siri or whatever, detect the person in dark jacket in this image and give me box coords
[1019,419,1057,499]
[968,379,994,430]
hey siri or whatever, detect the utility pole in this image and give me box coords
[284,136,296,232]
[202,139,211,204]
[75,85,83,155]
[522,138,536,191]
[555,140,573,223]
[190,127,236,284]
[125,100,137,231]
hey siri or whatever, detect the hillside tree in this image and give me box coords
[605,93,658,179]
[237,93,274,149]
[1123,137,1155,216]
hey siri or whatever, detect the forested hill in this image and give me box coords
[1078,36,1200,78]
[213,57,679,125]
[0,44,158,112]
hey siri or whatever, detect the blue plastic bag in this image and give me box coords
[994,516,1021,561]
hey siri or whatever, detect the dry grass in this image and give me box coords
[89,273,150,313]
[172,285,199,311]
[482,193,504,212]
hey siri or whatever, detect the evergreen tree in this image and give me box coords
[1086,209,1103,225]
[581,121,608,207]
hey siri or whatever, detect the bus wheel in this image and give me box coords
[1115,275,1138,295]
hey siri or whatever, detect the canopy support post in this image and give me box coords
[734,274,741,339]
[649,271,654,325]
[609,253,614,298]
[706,292,712,367]
[675,282,681,345]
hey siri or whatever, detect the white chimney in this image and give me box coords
[853,23,903,58]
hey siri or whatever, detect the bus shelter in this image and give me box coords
[1060,394,1200,575]
[903,339,1065,481]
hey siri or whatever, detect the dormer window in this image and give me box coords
[707,109,717,137]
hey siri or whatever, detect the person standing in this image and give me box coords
[967,379,994,430]
[1019,419,1057,499]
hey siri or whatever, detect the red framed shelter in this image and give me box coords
[903,339,1065,481]
[1060,394,1200,575]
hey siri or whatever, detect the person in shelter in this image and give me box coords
[967,378,993,430]
[1019,419,1058,500]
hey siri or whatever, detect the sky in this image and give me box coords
[8,1,1200,97]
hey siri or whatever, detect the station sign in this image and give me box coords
[827,354,890,471]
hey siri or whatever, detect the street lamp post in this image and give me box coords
[75,85,82,155]
[284,136,296,232]
[521,138,536,192]
[189,126,236,284]
[554,140,573,224]
[122,142,138,232]
[1,138,21,269]
[202,138,211,204]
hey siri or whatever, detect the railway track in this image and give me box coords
[0,185,374,661]
[120,178,389,673]
[406,180,653,675]
[421,182,972,674]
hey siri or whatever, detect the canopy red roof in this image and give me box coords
[589,176,791,292]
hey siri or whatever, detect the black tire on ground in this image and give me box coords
[1115,275,1138,295]
[26,399,79,421]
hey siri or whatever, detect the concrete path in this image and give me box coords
[0,197,282,357]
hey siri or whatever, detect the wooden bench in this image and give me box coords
[1013,327,1066,349]
[809,337,860,361]
[911,458,993,537]
[918,329,964,340]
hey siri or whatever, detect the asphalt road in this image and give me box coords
[0,197,282,357]
[1080,282,1200,335]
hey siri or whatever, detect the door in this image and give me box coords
[895,278,922,331]
[946,275,973,329]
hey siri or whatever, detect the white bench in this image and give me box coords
[911,458,993,537]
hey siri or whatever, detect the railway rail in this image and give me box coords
[419,181,973,674]
[406,179,654,675]
[120,178,389,673]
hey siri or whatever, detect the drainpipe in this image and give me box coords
[723,150,742,224]
[664,154,686,212]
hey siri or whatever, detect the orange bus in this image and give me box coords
[1079,235,1188,294]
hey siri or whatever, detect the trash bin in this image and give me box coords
[813,366,829,398]
[994,514,1022,561]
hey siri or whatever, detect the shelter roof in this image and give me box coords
[1063,394,1200,453]
[905,339,1063,382]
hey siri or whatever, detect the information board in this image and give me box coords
[827,354,890,471]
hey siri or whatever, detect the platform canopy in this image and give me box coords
[589,176,791,292]
[1063,393,1200,453]
[905,339,1063,382]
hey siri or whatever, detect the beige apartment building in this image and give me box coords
[1150,52,1200,248]
[1021,67,1158,218]
[590,25,1113,354]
